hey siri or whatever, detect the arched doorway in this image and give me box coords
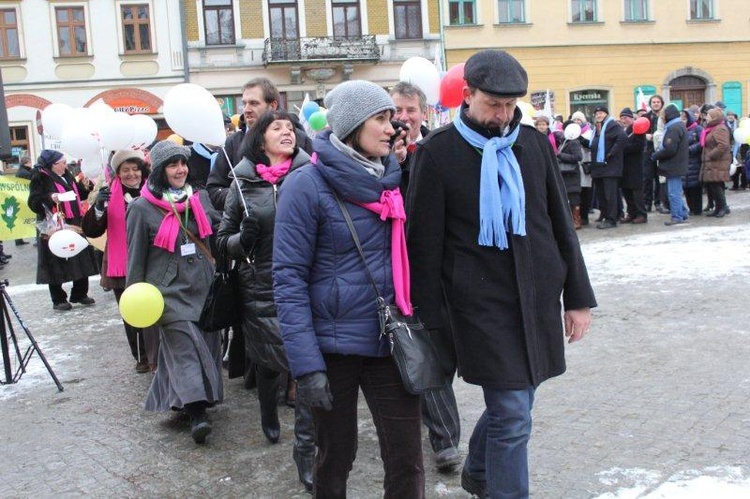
[669,75,707,109]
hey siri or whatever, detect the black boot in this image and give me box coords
[184,402,212,444]
[293,403,316,493]
[256,366,281,443]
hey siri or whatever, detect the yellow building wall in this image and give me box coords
[367,0,390,35]
[184,0,199,42]
[447,42,750,118]
[427,0,440,34]
[241,0,265,39]
[305,0,328,37]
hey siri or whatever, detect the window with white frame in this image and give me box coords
[394,0,422,39]
[690,0,714,20]
[571,0,597,22]
[0,7,20,59]
[332,0,361,39]
[121,3,151,53]
[269,0,299,40]
[204,0,235,45]
[498,0,525,23]
[55,6,87,56]
[448,0,476,25]
[624,0,648,21]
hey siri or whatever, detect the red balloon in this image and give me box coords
[633,116,650,135]
[439,63,466,109]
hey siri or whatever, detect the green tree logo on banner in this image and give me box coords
[2,196,20,230]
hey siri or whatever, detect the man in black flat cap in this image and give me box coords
[618,107,648,224]
[407,49,596,498]
[584,105,627,229]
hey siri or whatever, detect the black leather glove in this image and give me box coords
[94,187,111,210]
[296,371,333,411]
[239,213,260,251]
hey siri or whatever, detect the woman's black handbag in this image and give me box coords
[199,256,240,331]
[334,194,443,395]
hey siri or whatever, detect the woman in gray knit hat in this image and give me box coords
[126,140,223,444]
[273,80,423,497]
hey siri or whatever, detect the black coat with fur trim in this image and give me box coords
[406,108,597,389]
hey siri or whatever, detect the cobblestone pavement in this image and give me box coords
[1,190,749,498]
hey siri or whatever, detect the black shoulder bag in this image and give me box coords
[333,193,443,395]
[198,244,240,332]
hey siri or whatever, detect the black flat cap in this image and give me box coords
[619,107,634,118]
[594,105,609,115]
[464,50,528,98]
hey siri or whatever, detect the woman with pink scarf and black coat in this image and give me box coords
[216,110,316,492]
[28,149,99,310]
[126,140,222,444]
[82,149,159,374]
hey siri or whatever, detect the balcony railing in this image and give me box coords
[263,35,380,64]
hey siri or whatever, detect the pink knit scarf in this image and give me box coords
[358,188,413,316]
[547,132,558,155]
[139,186,213,252]
[700,125,717,147]
[41,169,81,219]
[105,178,128,277]
[256,158,292,184]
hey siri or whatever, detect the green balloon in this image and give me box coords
[308,111,327,131]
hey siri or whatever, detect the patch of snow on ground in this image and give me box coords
[595,466,750,498]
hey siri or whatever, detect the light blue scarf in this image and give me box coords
[454,112,526,250]
[595,116,614,163]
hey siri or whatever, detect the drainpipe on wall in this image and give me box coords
[179,0,190,83]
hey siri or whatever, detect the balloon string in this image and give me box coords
[222,147,249,217]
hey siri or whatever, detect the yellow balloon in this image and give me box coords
[119,282,164,328]
[740,117,750,129]
[166,133,184,145]
[230,114,241,128]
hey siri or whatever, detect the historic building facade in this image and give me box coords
[0,0,186,166]
[442,0,750,119]
[184,0,441,117]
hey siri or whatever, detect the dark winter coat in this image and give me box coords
[187,143,215,190]
[653,106,688,178]
[684,114,703,189]
[587,117,627,179]
[208,118,313,210]
[15,165,32,180]
[28,168,99,285]
[216,150,312,373]
[401,124,431,194]
[700,113,732,183]
[556,134,583,194]
[620,124,646,189]
[406,107,597,390]
[273,131,401,379]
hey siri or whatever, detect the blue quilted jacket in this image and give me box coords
[272,131,401,378]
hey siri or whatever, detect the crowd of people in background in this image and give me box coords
[9,53,746,497]
[537,95,741,229]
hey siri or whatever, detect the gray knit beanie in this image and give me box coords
[146,140,191,193]
[324,80,396,141]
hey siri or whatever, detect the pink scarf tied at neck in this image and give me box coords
[41,169,81,219]
[105,178,128,277]
[140,186,213,252]
[256,158,292,184]
[358,188,413,316]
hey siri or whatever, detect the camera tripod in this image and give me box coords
[0,279,63,392]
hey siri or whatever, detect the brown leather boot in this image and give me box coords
[572,205,582,230]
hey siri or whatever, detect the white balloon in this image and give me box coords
[164,83,226,146]
[517,101,535,126]
[48,229,89,258]
[581,129,594,141]
[564,123,582,140]
[129,114,158,150]
[100,112,135,151]
[80,154,103,179]
[399,57,441,106]
[42,103,74,139]
[65,107,98,136]
[730,159,739,177]
[733,127,749,145]
[60,128,100,159]
[87,102,115,133]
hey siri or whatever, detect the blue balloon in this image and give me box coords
[302,101,320,121]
